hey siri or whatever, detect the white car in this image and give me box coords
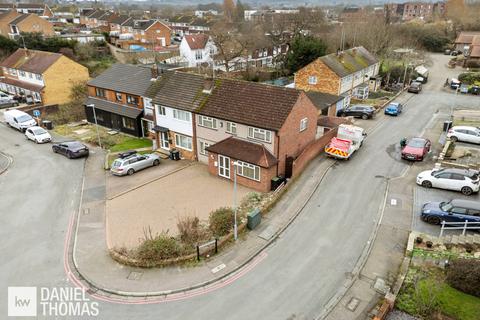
[447,126,480,144]
[416,168,480,196]
[25,126,52,143]
[0,91,14,103]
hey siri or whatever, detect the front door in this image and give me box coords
[218,155,230,178]
[111,114,122,130]
[160,131,169,150]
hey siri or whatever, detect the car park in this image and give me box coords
[421,199,480,225]
[407,81,422,93]
[401,137,431,161]
[3,109,37,132]
[447,126,480,144]
[416,168,479,195]
[337,105,375,120]
[110,152,161,176]
[25,126,52,144]
[384,102,403,116]
[52,141,89,159]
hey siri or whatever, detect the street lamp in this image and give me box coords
[233,161,239,241]
[85,104,102,148]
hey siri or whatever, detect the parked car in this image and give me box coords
[421,199,480,225]
[52,141,89,159]
[401,137,431,161]
[471,85,480,95]
[3,109,37,132]
[25,126,51,143]
[450,78,461,90]
[451,50,460,56]
[447,126,480,144]
[337,105,375,120]
[444,49,451,55]
[417,168,479,195]
[0,91,15,104]
[384,102,403,116]
[110,153,161,176]
[459,84,469,94]
[407,81,422,93]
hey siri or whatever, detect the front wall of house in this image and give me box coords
[207,152,276,193]
[277,93,318,176]
[144,22,171,47]
[84,106,142,137]
[42,56,89,105]
[18,15,54,35]
[295,59,341,95]
[155,105,193,136]
[87,86,144,109]
[195,114,276,164]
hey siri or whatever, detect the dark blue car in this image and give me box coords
[384,102,403,116]
[421,199,480,225]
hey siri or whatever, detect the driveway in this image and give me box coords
[106,163,251,249]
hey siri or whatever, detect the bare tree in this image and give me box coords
[210,22,250,72]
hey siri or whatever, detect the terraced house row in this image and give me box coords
[85,63,336,192]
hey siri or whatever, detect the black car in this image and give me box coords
[337,105,375,120]
[408,81,422,93]
[52,141,89,159]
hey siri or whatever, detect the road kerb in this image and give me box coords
[0,151,13,175]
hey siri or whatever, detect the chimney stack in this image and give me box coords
[151,64,158,80]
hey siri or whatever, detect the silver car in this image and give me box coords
[110,153,161,176]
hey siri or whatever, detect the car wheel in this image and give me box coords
[52,147,57,153]
[422,181,432,188]
[450,136,458,142]
[67,151,73,159]
[153,159,160,166]
[361,114,369,120]
[461,186,473,196]
[127,168,135,176]
[427,216,441,225]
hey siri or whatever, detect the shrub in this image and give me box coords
[446,259,480,297]
[45,103,86,125]
[177,216,209,245]
[136,231,184,261]
[209,207,235,237]
[458,72,480,84]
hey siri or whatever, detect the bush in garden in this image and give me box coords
[136,230,184,261]
[446,259,480,297]
[177,216,209,246]
[209,207,235,237]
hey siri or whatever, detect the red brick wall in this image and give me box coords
[207,153,276,193]
[277,92,318,176]
[291,128,338,178]
[135,21,171,47]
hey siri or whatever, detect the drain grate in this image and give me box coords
[127,271,143,281]
[346,297,360,312]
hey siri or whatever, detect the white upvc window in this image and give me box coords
[9,68,17,76]
[308,75,317,85]
[198,115,217,129]
[173,109,191,122]
[175,133,193,151]
[300,118,308,132]
[19,70,26,77]
[157,105,166,116]
[195,50,203,60]
[236,161,260,181]
[226,121,237,134]
[248,127,271,143]
[199,141,210,155]
[35,74,42,81]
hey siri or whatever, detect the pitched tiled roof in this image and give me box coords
[199,79,302,131]
[306,91,343,111]
[88,63,153,96]
[206,137,278,168]
[455,31,480,44]
[169,15,194,23]
[184,34,209,50]
[9,13,30,25]
[17,3,45,9]
[0,4,14,9]
[147,71,206,112]
[85,97,143,118]
[110,15,131,25]
[0,49,61,73]
[470,46,480,58]
[133,19,155,30]
[318,46,378,78]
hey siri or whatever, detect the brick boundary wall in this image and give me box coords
[291,128,338,178]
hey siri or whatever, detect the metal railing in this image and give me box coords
[439,220,480,237]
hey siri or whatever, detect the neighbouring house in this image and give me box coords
[15,3,53,18]
[108,15,133,37]
[294,46,380,109]
[168,15,212,36]
[81,9,115,29]
[0,48,89,105]
[179,34,216,67]
[52,6,78,24]
[0,10,19,37]
[454,31,480,53]
[384,2,445,22]
[305,91,344,117]
[132,19,171,49]
[194,10,218,18]
[85,64,154,137]
[6,13,55,38]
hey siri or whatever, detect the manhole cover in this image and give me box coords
[347,297,360,312]
[127,271,143,281]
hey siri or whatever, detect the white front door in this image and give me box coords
[218,155,230,178]
[160,131,169,150]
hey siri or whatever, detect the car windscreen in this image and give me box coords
[440,202,453,212]
[111,160,122,168]
[33,128,47,135]
[17,114,33,122]
[407,139,425,148]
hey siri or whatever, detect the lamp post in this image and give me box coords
[233,161,238,241]
[86,104,102,148]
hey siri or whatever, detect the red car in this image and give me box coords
[401,137,431,161]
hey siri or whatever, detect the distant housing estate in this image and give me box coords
[384,2,445,22]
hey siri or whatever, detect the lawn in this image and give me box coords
[396,267,480,320]
[109,137,152,152]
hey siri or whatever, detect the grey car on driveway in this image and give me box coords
[110,153,161,176]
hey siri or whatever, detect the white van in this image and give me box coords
[4,109,37,132]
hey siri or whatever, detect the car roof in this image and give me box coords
[450,199,480,210]
[411,137,427,142]
[28,126,43,130]
[351,104,373,108]
[388,102,400,107]
[63,141,84,147]
[440,168,478,177]
[452,126,479,131]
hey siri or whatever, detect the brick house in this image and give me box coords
[0,10,19,37]
[113,19,171,50]
[6,13,55,38]
[454,31,480,53]
[81,9,115,29]
[294,46,379,109]
[85,64,154,137]
[0,49,89,105]
[197,80,319,192]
